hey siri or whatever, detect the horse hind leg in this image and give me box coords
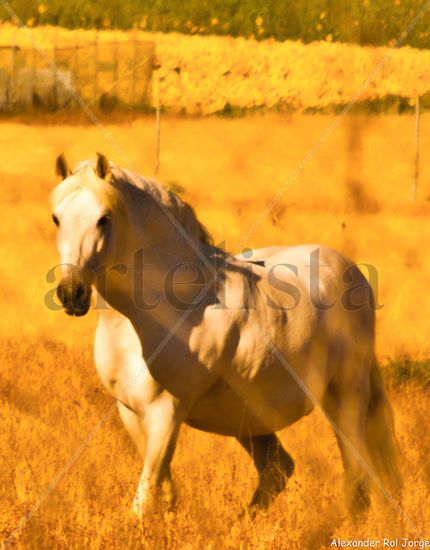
[237,433,294,512]
[323,370,372,516]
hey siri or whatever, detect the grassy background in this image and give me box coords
[1,113,430,546]
[3,0,430,48]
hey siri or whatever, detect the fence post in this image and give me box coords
[73,43,79,108]
[154,72,161,176]
[93,31,99,106]
[413,95,420,202]
[9,29,16,111]
[31,43,36,108]
[113,40,119,90]
[52,35,58,109]
[131,38,138,107]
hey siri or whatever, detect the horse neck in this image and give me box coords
[97,178,214,316]
[101,224,213,318]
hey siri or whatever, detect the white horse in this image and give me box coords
[51,153,400,516]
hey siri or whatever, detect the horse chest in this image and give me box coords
[93,313,160,407]
[94,342,128,396]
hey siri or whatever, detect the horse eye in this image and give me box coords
[52,214,60,227]
[97,215,110,228]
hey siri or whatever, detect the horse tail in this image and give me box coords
[366,358,402,494]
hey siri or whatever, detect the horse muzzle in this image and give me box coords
[57,279,92,316]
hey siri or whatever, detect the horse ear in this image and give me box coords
[55,153,71,180]
[95,152,112,181]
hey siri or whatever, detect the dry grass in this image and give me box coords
[1,112,430,547]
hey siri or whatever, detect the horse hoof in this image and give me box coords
[347,481,371,517]
[132,498,144,519]
[238,504,257,521]
[132,492,156,518]
[161,480,177,508]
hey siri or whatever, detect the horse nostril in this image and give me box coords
[75,283,85,300]
[56,279,90,314]
[57,284,67,303]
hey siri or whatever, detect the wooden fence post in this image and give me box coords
[52,35,58,109]
[131,38,138,107]
[113,40,119,91]
[73,43,79,108]
[413,95,420,202]
[9,30,16,111]
[31,44,36,108]
[154,72,161,176]
[93,32,99,106]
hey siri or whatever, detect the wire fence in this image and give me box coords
[0,32,423,200]
[0,36,155,112]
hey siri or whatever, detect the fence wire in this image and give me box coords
[0,38,155,111]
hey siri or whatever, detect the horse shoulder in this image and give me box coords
[189,303,241,372]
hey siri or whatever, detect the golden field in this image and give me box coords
[2,23,430,112]
[1,112,430,547]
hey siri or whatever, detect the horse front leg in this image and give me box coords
[132,392,182,517]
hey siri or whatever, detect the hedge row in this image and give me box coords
[3,0,430,48]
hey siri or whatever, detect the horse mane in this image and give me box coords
[51,160,213,246]
[136,176,213,246]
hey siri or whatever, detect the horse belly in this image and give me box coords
[186,378,312,436]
